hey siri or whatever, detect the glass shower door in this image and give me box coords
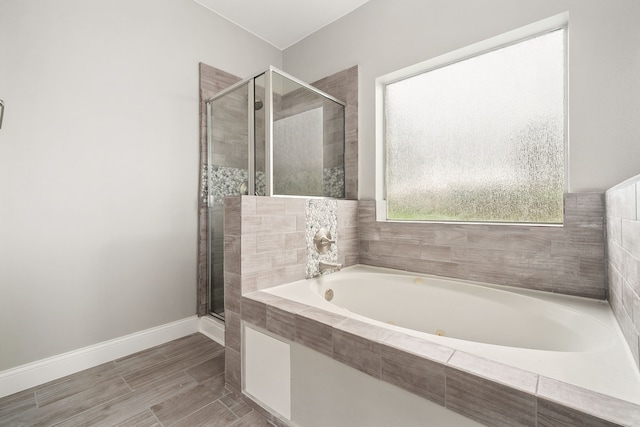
[207,82,249,319]
[271,70,345,198]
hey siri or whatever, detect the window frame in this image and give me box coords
[375,13,569,226]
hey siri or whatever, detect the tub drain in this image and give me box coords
[325,289,334,301]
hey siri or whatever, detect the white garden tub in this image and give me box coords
[264,264,640,405]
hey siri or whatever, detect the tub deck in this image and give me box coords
[240,265,640,426]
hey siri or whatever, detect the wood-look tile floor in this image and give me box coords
[0,333,274,427]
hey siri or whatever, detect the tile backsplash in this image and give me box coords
[305,199,338,278]
[607,174,640,370]
[359,193,606,299]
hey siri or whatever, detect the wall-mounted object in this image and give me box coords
[0,99,4,129]
[314,227,335,254]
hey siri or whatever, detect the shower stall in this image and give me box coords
[205,66,346,319]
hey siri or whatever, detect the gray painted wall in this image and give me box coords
[283,0,640,196]
[0,0,281,371]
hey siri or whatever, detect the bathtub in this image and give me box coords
[263,264,640,406]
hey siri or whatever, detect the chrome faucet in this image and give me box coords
[319,260,343,274]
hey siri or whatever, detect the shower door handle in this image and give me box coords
[0,99,4,129]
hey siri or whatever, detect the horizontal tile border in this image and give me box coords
[242,292,640,427]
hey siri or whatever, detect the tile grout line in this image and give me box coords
[150,409,165,427]
[168,399,237,427]
[219,397,249,420]
[48,389,134,427]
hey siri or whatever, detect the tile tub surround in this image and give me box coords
[359,192,606,299]
[223,196,359,392]
[607,174,640,371]
[241,291,640,427]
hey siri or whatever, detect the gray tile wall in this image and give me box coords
[224,196,359,392]
[311,66,358,200]
[359,193,606,299]
[606,174,640,371]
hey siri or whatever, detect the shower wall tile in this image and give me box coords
[606,173,640,372]
[312,66,358,200]
[359,193,606,299]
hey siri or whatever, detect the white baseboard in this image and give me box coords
[0,316,207,399]
[198,315,225,346]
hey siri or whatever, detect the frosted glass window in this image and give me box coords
[385,29,565,223]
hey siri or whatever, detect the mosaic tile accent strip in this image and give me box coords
[324,166,345,198]
[306,199,338,278]
[200,165,267,204]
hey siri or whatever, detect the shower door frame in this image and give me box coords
[205,66,347,319]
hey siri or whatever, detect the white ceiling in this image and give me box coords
[193,0,371,50]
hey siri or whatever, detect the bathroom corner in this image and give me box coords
[607,174,640,370]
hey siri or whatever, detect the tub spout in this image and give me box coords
[319,261,343,274]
